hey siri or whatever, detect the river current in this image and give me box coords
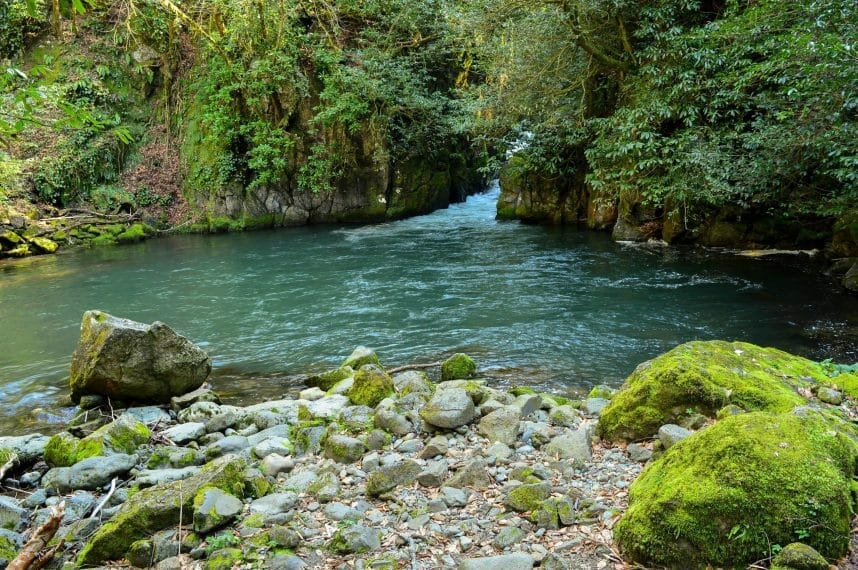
[1,183,856,434]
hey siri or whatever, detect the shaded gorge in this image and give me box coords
[1,183,856,434]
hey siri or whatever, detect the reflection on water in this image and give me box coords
[1,182,856,434]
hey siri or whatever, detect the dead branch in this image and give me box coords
[0,453,17,481]
[7,501,65,570]
[88,478,117,520]
[386,361,444,374]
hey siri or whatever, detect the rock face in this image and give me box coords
[420,388,476,429]
[69,310,212,404]
[597,340,852,442]
[615,411,857,568]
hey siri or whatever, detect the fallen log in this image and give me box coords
[7,502,65,570]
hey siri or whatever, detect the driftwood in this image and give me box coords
[7,502,65,570]
[0,453,16,481]
[88,478,117,520]
[386,361,443,374]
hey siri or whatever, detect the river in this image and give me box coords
[1,183,856,434]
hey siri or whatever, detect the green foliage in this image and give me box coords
[178,0,468,195]
[0,0,47,58]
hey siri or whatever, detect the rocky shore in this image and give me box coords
[0,312,856,570]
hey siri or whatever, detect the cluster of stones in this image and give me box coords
[0,209,154,260]
[0,312,855,570]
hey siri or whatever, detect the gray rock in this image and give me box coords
[583,398,610,416]
[444,459,491,489]
[626,443,653,463]
[42,453,138,492]
[299,387,326,401]
[249,493,299,517]
[307,395,351,419]
[0,433,51,464]
[658,424,692,449]
[252,436,293,459]
[125,406,172,427]
[366,460,421,496]
[136,467,201,487]
[364,429,389,451]
[269,554,307,570]
[177,401,223,424]
[374,408,413,435]
[282,470,318,493]
[420,435,449,458]
[69,310,211,404]
[493,526,525,548]
[417,460,448,487]
[246,424,291,447]
[292,425,327,455]
[329,524,381,554]
[458,553,534,570]
[440,486,468,507]
[511,394,542,417]
[324,435,366,464]
[170,387,220,411]
[478,407,522,445]
[420,388,476,429]
[339,405,374,431]
[544,431,592,466]
[193,488,243,533]
[817,387,843,405]
[205,435,249,459]
[205,411,238,434]
[261,454,295,477]
[393,370,434,397]
[486,442,513,462]
[397,438,423,453]
[269,525,301,548]
[0,496,26,531]
[162,422,206,445]
[342,346,381,369]
[548,405,582,428]
[307,472,340,502]
[22,488,47,509]
[324,502,360,522]
[540,553,573,570]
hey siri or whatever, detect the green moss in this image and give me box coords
[0,533,18,561]
[441,353,477,381]
[44,432,81,467]
[510,386,537,397]
[770,542,829,570]
[242,513,266,529]
[116,223,150,244]
[308,366,355,391]
[205,547,244,569]
[506,483,550,512]
[598,341,819,442]
[614,411,857,568]
[824,371,858,399]
[346,364,394,407]
[78,456,248,565]
[587,385,615,400]
[243,471,272,498]
[91,234,117,246]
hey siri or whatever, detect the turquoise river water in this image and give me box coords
[1,183,856,434]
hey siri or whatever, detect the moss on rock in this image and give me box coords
[347,364,394,407]
[77,454,247,565]
[598,341,825,442]
[441,353,476,381]
[46,415,150,467]
[308,366,355,391]
[614,411,857,568]
[770,542,829,570]
[116,223,151,244]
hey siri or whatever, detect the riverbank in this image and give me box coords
[0,315,856,569]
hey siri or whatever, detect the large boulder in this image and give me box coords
[78,454,248,565]
[420,388,476,429]
[597,341,847,442]
[614,411,857,568]
[69,310,212,404]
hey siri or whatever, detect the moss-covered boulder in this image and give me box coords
[45,414,150,467]
[27,236,58,253]
[116,223,152,244]
[342,346,381,370]
[307,366,354,391]
[70,310,212,404]
[441,353,477,381]
[598,341,836,442]
[346,364,394,407]
[78,454,248,565]
[614,411,857,568]
[770,542,829,570]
